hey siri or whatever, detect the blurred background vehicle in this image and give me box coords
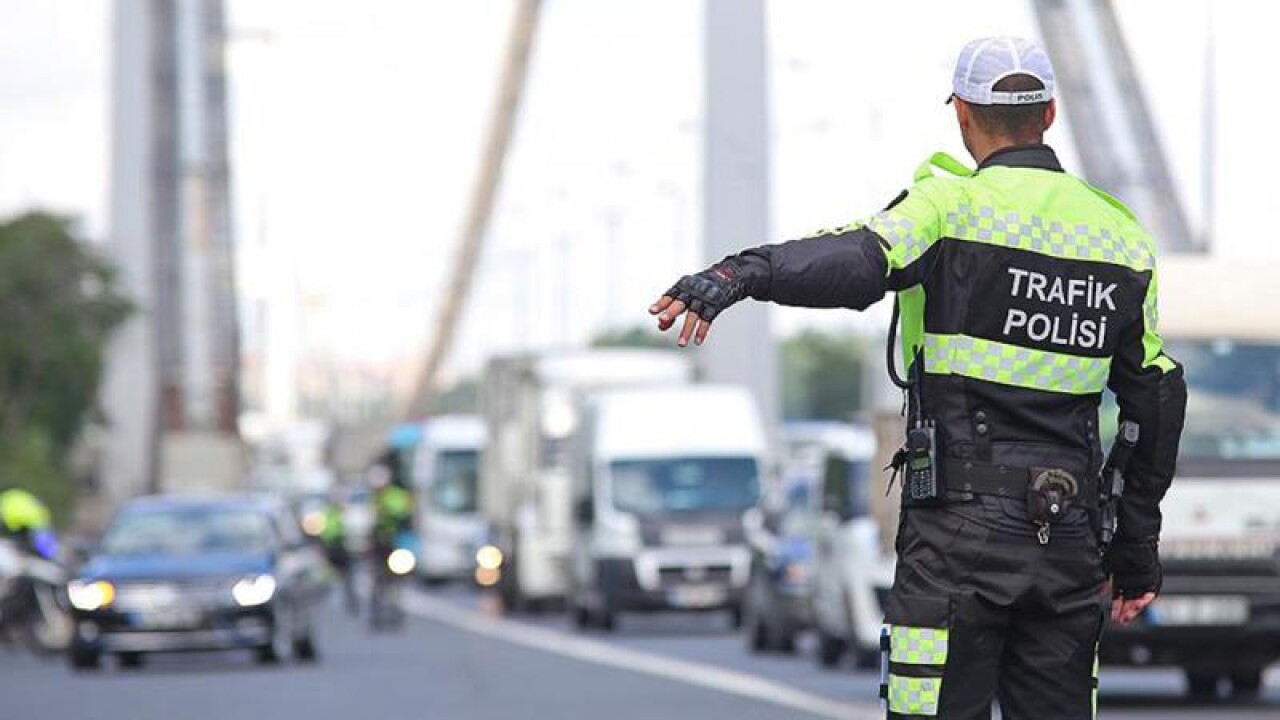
[567,385,766,631]
[480,350,692,612]
[0,535,72,655]
[1098,258,1280,699]
[369,530,418,631]
[66,495,329,669]
[409,415,488,585]
[796,422,890,670]
[742,482,815,654]
[366,450,417,630]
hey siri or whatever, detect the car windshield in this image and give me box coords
[101,507,275,557]
[432,450,479,514]
[610,457,760,515]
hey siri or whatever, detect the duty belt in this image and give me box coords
[941,459,1098,510]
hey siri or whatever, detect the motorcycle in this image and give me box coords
[0,537,73,655]
[369,531,418,631]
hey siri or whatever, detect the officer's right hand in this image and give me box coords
[649,261,750,347]
[1104,538,1162,625]
[1111,592,1155,626]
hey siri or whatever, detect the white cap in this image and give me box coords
[951,36,1055,105]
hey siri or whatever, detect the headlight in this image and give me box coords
[387,548,416,575]
[68,580,116,611]
[232,574,277,606]
[475,544,504,571]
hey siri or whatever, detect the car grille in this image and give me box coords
[657,565,732,589]
[113,580,232,611]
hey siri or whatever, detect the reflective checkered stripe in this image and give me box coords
[923,333,1111,395]
[942,203,1154,272]
[887,674,942,717]
[1140,269,1178,373]
[889,626,949,665]
[881,624,949,717]
[868,212,933,267]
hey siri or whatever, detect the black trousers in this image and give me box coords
[883,496,1106,720]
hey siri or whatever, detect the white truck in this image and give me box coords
[409,415,487,585]
[480,350,692,611]
[567,385,768,630]
[781,422,893,669]
[1098,257,1280,698]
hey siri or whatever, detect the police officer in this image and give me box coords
[321,490,358,616]
[650,37,1186,719]
[0,487,58,559]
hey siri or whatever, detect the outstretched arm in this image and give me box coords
[649,188,945,345]
[649,227,891,345]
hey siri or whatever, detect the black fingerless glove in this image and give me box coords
[1104,538,1162,598]
[664,258,752,322]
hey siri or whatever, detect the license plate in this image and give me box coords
[668,584,726,608]
[134,607,201,629]
[1149,595,1248,626]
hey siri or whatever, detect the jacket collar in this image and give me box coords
[978,144,1063,173]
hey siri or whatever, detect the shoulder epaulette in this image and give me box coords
[914,152,975,182]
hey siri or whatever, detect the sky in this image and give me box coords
[2,0,1278,392]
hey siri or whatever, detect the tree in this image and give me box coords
[780,330,868,421]
[0,212,132,524]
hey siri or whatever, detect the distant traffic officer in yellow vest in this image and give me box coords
[649,36,1187,719]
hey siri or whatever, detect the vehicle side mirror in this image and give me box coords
[574,497,595,526]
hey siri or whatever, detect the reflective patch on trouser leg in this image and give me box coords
[883,591,953,717]
[887,674,942,716]
[889,625,950,665]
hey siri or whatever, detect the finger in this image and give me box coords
[694,316,713,346]
[649,295,674,315]
[1127,592,1156,622]
[1121,600,1143,625]
[677,310,700,347]
[1118,594,1152,625]
[1111,597,1124,623]
[657,300,686,331]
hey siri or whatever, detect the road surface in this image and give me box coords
[1,584,1275,720]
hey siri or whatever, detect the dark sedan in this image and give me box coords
[66,495,330,670]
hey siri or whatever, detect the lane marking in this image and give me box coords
[401,592,880,720]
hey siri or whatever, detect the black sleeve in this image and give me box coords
[731,227,892,311]
[1106,280,1188,542]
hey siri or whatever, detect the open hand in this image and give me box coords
[649,295,713,347]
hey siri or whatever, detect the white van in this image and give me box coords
[481,351,693,611]
[568,385,768,630]
[410,415,487,585]
[792,422,894,669]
